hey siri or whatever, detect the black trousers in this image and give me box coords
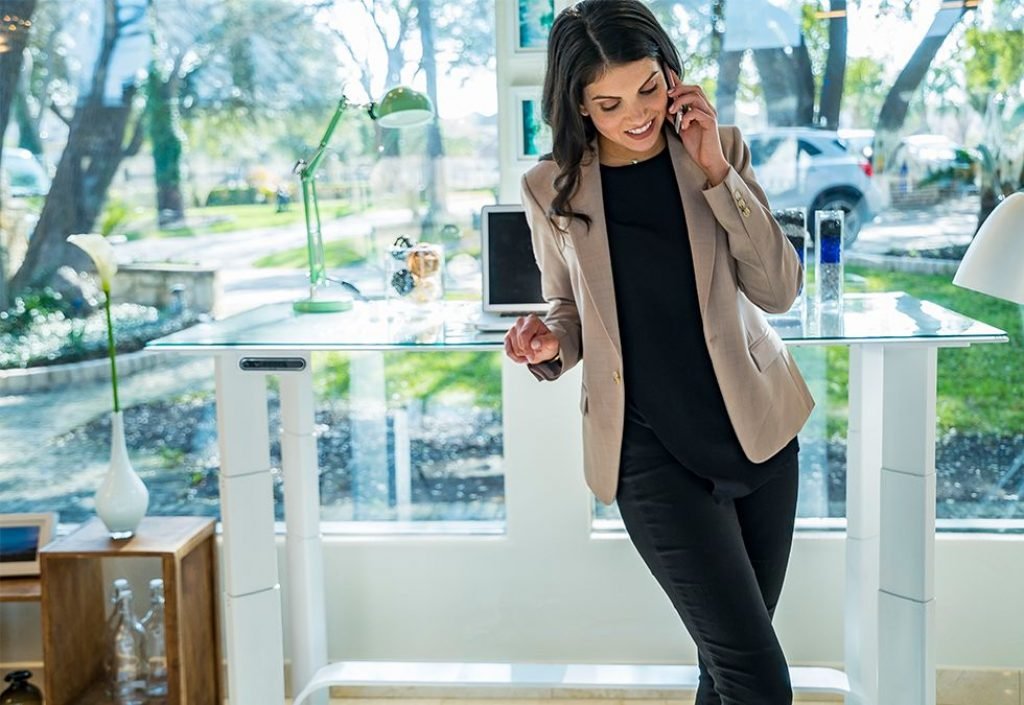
[615,416,800,705]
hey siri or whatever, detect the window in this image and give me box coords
[593,0,1024,528]
[2,0,1021,530]
[0,0,501,527]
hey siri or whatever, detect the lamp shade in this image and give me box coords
[953,192,1024,304]
[374,86,434,128]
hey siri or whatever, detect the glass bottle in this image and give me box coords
[141,578,169,697]
[773,207,809,320]
[102,578,132,695]
[0,670,43,705]
[108,587,148,705]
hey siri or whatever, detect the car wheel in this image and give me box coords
[810,191,864,247]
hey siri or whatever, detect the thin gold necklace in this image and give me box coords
[601,142,665,167]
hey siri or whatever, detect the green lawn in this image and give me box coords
[252,238,366,268]
[824,265,1024,439]
[314,351,502,409]
[123,199,354,240]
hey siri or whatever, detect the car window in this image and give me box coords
[749,137,784,167]
[798,140,822,157]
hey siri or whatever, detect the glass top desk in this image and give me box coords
[150,292,1007,705]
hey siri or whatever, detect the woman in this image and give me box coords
[503,1,816,703]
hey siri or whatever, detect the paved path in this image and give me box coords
[851,194,978,256]
[0,354,215,516]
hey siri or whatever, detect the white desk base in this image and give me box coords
[212,343,954,705]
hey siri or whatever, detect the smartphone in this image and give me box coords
[665,68,688,133]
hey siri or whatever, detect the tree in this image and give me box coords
[817,0,847,129]
[9,1,70,160]
[962,23,1024,229]
[414,0,446,232]
[327,0,492,221]
[706,1,847,128]
[140,0,338,225]
[0,0,37,310]
[10,0,148,295]
[873,0,975,173]
[146,3,185,226]
[329,0,417,157]
[842,56,886,129]
[0,0,36,170]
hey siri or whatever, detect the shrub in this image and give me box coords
[205,186,261,207]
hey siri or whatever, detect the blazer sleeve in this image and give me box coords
[701,125,801,314]
[520,172,583,382]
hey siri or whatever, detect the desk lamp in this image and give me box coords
[293,86,434,312]
[953,192,1024,304]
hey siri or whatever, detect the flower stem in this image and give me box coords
[104,291,120,413]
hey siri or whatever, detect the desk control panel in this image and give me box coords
[239,357,307,372]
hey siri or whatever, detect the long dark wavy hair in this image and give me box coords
[542,0,683,231]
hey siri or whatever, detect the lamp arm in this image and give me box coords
[288,90,400,312]
[298,96,349,180]
[294,96,353,292]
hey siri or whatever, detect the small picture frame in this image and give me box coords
[0,513,57,577]
[514,0,555,53]
[512,87,552,162]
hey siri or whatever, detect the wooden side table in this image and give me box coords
[40,516,220,705]
[0,576,42,603]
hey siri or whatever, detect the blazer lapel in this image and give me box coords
[567,151,622,359]
[668,134,717,322]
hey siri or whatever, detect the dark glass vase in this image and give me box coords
[0,671,43,705]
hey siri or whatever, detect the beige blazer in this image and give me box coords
[521,125,815,505]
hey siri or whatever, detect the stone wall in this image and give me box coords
[112,263,221,316]
[0,349,164,395]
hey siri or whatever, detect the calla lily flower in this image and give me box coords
[68,233,118,292]
[67,232,121,411]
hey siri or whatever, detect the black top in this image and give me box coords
[601,146,798,501]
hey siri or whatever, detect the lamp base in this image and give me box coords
[293,296,353,313]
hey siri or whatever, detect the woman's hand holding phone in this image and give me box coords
[505,314,560,365]
[665,68,730,186]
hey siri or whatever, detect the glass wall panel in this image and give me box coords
[594,0,1024,528]
[0,0,501,525]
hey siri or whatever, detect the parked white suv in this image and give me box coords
[745,127,886,245]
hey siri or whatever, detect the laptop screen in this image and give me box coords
[482,205,547,313]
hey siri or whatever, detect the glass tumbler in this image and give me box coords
[814,209,845,313]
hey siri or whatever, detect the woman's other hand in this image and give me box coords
[666,69,730,186]
[505,314,560,364]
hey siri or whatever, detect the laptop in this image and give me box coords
[475,204,547,331]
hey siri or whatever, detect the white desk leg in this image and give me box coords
[279,355,328,705]
[215,353,285,703]
[845,345,883,705]
[349,352,388,519]
[879,346,938,705]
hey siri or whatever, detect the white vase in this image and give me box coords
[95,410,149,539]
